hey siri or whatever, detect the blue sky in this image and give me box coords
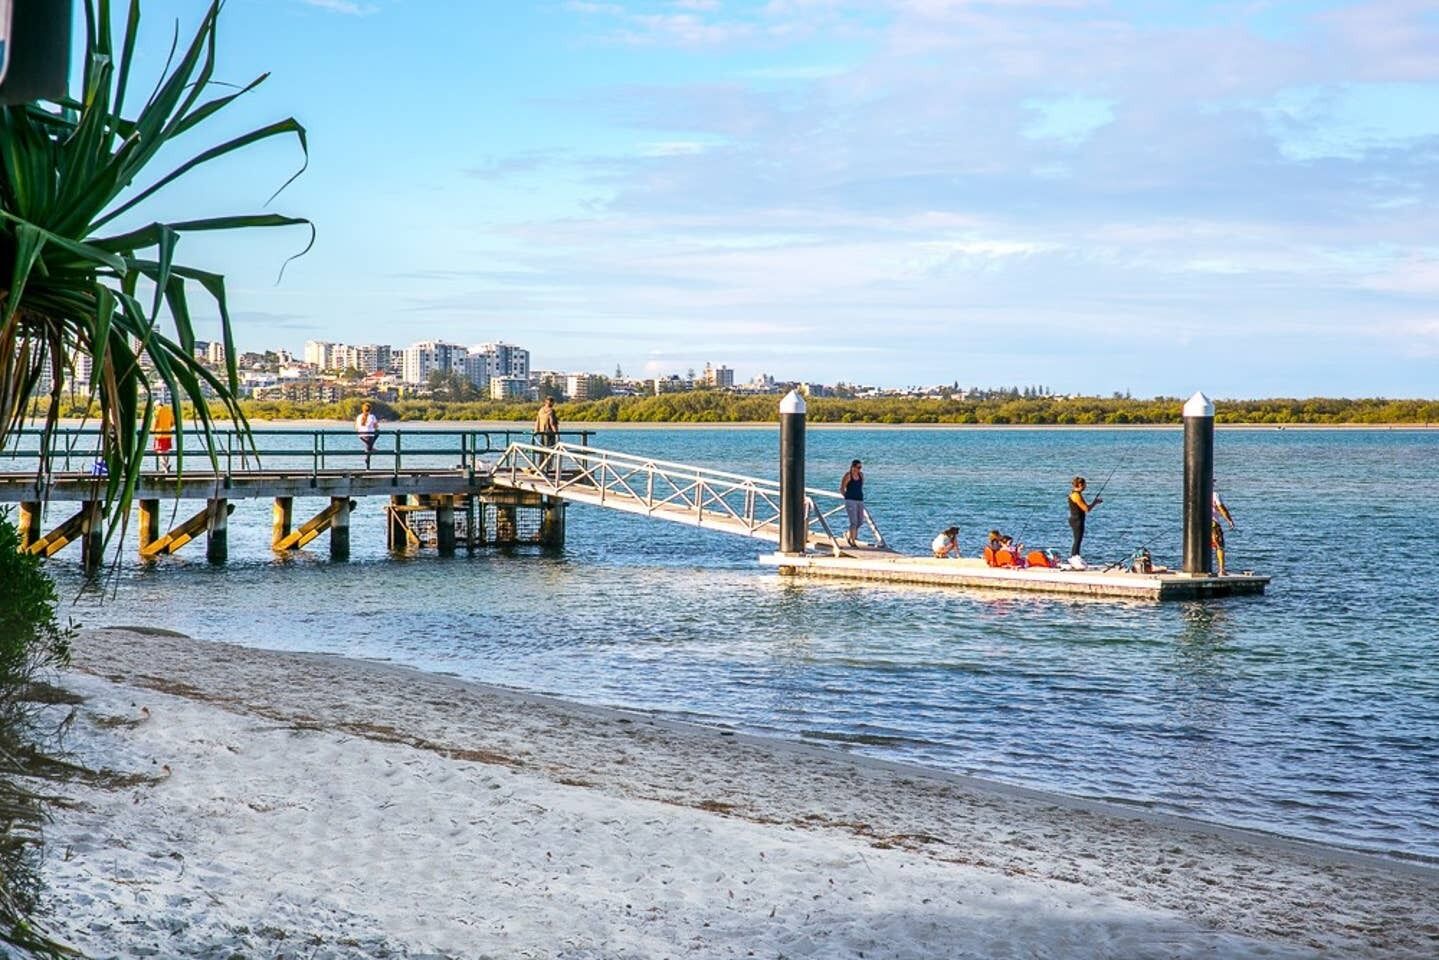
[93,0,1439,396]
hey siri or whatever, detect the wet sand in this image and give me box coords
[39,627,1439,958]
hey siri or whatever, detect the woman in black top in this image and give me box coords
[1067,476,1102,560]
[840,459,864,547]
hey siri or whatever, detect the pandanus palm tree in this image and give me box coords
[0,0,311,544]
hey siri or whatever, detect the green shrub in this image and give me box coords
[0,513,73,724]
[0,511,77,957]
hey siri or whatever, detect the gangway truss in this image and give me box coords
[490,442,888,556]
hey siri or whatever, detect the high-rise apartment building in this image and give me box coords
[303,339,334,368]
[471,341,530,382]
[401,340,468,384]
[343,344,392,375]
[702,362,734,389]
[463,353,492,390]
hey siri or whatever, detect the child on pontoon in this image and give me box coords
[931,526,960,558]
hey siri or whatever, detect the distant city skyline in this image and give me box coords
[96,1,1439,398]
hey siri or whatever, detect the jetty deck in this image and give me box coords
[760,553,1269,600]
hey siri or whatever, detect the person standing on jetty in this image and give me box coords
[840,459,866,547]
[1067,475,1102,563]
[152,402,176,473]
[355,401,379,470]
[534,396,559,446]
[1212,489,1238,576]
[535,396,560,471]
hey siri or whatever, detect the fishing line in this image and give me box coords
[1091,434,1143,500]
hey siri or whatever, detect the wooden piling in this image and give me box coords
[80,501,104,574]
[138,499,160,556]
[539,495,565,549]
[17,501,41,552]
[273,497,293,550]
[495,504,517,544]
[436,496,456,556]
[387,495,408,551]
[330,497,352,561]
[206,498,228,564]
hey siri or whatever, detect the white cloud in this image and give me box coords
[639,140,715,156]
[300,0,376,15]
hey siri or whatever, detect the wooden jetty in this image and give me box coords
[0,429,587,569]
[2,395,1270,603]
[0,429,873,569]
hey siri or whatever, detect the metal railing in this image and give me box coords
[491,442,887,554]
[0,427,595,483]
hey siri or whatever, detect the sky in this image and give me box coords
[80,0,1439,396]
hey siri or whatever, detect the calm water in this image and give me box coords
[43,427,1439,862]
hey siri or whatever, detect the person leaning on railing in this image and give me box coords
[355,402,379,470]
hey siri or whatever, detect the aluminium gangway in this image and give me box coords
[488,442,889,556]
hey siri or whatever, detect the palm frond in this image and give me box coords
[0,0,311,553]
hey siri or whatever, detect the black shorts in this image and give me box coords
[1211,521,1224,549]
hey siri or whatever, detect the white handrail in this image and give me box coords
[492,442,886,550]
[527,442,855,503]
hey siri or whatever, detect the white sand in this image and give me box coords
[35,627,1438,959]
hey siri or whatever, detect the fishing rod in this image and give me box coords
[1091,435,1142,500]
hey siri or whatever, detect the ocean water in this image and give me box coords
[37,426,1439,863]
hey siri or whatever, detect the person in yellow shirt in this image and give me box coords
[152,403,176,473]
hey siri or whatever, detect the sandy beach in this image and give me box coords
[36,627,1439,959]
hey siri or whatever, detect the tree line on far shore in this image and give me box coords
[38,392,1439,425]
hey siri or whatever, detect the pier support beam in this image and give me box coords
[141,503,232,558]
[138,499,160,555]
[387,495,409,551]
[465,495,479,552]
[1182,392,1215,575]
[272,497,293,549]
[539,496,565,549]
[28,508,86,559]
[17,501,41,552]
[330,497,352,561]
[436,497,456,556]
[779,390,807,555]
[274,501,344,552]
[206,498,228,564]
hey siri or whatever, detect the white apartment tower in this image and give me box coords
[472,341,530,382]
[344,344,392,375]
[303,339,334,368]
[401,340,469,384]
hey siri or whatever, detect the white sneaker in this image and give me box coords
[1067,555,1086,570]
